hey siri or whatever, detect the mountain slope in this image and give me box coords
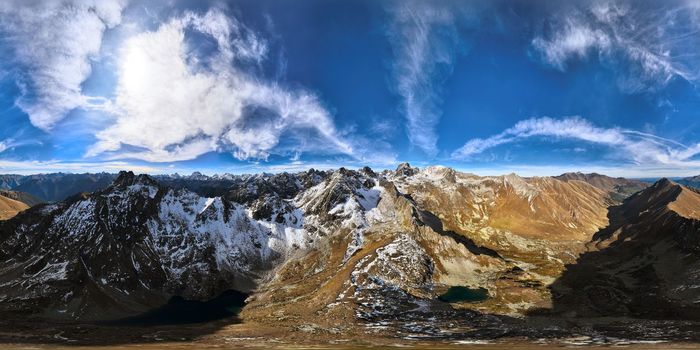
[548,179,700,318]
[555,172,648,201]
[0,194,29,220]
[0,175,23,190]
[0,190,44,207]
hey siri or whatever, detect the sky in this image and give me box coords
[0,0,700,177]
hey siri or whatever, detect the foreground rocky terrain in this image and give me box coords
[0,165,698,345]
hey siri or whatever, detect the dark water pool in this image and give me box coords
[438,286,489,303]
[115,290,248,325]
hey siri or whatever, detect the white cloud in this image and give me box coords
[0,140,7,153]
[0,0,128,130]
[532,18,610,70]
[386,1,463,156]
[452,116,700,168]
[86,9,365,163]
[532,1,700,92]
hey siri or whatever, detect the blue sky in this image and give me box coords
[0,0,699,177]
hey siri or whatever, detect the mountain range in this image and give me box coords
[677,175,700,190]
[0,165,699,343]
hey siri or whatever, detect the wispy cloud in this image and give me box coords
[532,1,700,92]
[86,9,387,164]
[0,159,164,175]
[385,1,466,156]
[0,137,42,154]
[452,163,700,178]
[0,0,128,130]
[452,116,700,168]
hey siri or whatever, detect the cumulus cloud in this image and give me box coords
[532,1,700,92]
[0,0,128,130]
[452,116,700,168]
[386,1,464,156]
[87,9,364,163]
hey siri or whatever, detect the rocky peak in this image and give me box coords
[113,171,136,186]
[360,166,376,177]
[421,166,456,182]
[642,177,681,201]
[607,177,693,222]
[501,173,536,196]
[653,177,674,189]
[298,167,379,219]
[189,171,209,180]
[227,171,308,205]
[112,171,159,188]
[395,162,418,177]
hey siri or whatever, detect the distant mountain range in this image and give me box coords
[0,173,116,202]
[3,169,683,204]
[554,172,649,201]
[0,171,305,203]
[1,166,699,341]
[677,175,700,190]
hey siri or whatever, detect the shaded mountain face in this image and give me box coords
[548,179,700,319]
[555,172,648,201]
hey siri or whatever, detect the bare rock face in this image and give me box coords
[395,162,419,177]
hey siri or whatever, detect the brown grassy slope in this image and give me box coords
[0,194,29,220]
